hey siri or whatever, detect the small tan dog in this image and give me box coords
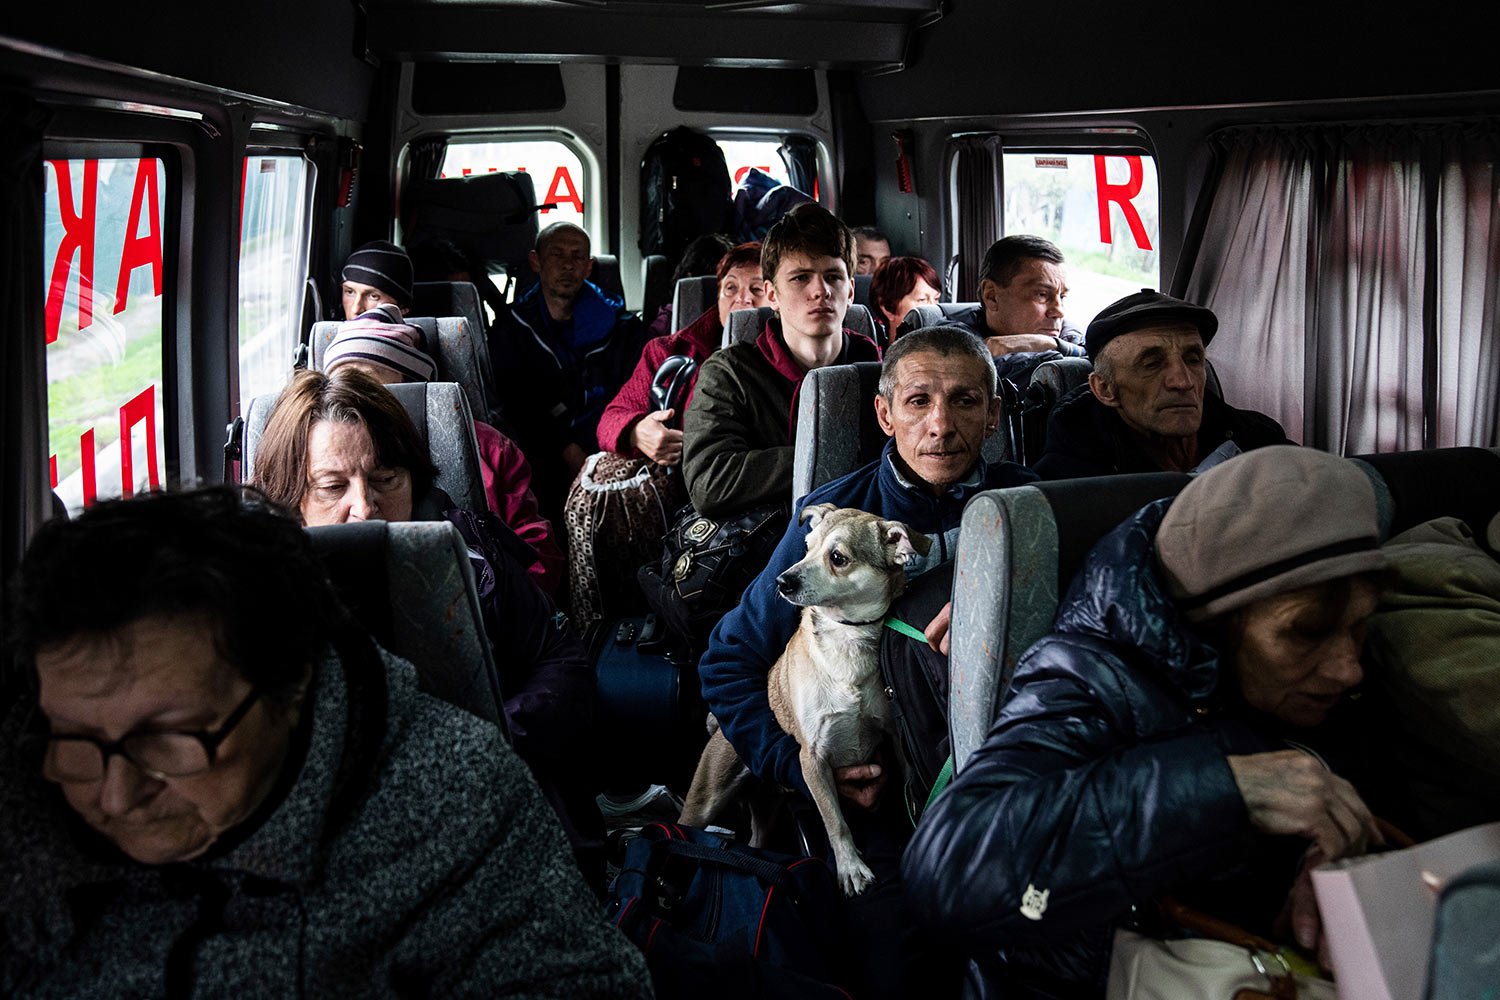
[679,504,932,895]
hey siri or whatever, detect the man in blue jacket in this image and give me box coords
[697,324,1037,998]
[490,222,644,515]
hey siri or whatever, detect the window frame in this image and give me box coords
[41,134,186,511]
[945,128,1161,301]
[401,127,604,247]
[236,137,317,416]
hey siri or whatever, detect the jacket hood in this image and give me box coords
[1055,497,1224,704]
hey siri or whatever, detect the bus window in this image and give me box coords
[717,138,792,189]
[44,156,168,516]
[440,139,587,232]
[238,153,313,410]
[1000,151,1160,326]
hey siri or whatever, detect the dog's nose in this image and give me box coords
[776,572,799,596]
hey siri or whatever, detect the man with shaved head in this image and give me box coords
[491,221,645,513]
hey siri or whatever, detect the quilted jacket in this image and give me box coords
[903,499,1371,999]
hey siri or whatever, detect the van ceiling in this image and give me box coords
[362,0,941,69]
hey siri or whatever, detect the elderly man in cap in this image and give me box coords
[905,446,1397,998]
[1033,288,1288,479]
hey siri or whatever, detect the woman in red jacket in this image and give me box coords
[595,241,766,464]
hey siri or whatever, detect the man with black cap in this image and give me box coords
[341,240,415,319]
[1033,288,1289,479]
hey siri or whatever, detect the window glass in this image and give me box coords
[1002,152,1160,327]
[44,157,168,516]
[440,139,586,231]
[716,138,793,190]
[238,154,312,410]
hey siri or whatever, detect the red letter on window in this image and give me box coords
[80,428,98,507]
[45,159,98,344]
[542,167,584,215]
[1094,155,1153,251]
[118,386,160,498]
[114,159,163,314]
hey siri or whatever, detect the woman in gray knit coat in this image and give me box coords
[0,487,652,999]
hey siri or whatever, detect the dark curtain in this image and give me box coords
[951,135,1002,302]
[1,95,51,583]
[1183,122,1500,453]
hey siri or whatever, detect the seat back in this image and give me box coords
[306,519,505,730]
[949,473,1191,770]
[243,380,489,516]
[722,305,878,350]
[949,446,1500,772]
[896,302,981,339]
[592,253,626,304]
[792,362,1012,499]
[724,305,775,347]
[309,314,496,429]
[641,254,672,326]
[853,273,873,307]
[410,281,503,424]
[673,274,718,333]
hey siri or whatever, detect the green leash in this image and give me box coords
[883,615,956,825]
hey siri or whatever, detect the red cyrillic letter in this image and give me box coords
[114,159,163,314]
[1094,155,1153,251]
[45,159,98,344]
[80,428,98,508]
[118,387,160,497]
[48,454,57,489]
[542,167,584,214]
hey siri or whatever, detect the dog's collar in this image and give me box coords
[831,614,886,627]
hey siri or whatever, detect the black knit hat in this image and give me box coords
[1084,288,1218,361]
[341,241,413,307]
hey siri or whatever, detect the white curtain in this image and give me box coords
[1184,123,1500,454]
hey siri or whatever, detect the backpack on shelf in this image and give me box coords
[639,126,733,263]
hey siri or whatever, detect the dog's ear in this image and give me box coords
[882,520,931,565]
[800,503,838,529]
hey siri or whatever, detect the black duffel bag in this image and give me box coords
[638,500,790,654]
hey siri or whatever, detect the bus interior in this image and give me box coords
[1,0,1498,989]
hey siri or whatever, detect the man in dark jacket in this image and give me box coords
[490,221,645,514]
[698,324,1037,999]
[1034,288,1289,479]
[680,203,879,519]
[943,236,1087,359]
[904,447,1392,998]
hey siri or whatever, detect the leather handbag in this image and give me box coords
[638,500,790,654]
[1106,899,1336,1000]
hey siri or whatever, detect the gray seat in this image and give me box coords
[641,254,672,326]
[792,361,1011,499]
[309,314,496,429]
[410,281,503,424]
[948,446,1500,772]
[306,519,505,731]
[592,253,626,304]
[853,273,873,307]
[673,275,718,333]
[243,380,488,516]
[722,304,878,349]
[897,302,981,339]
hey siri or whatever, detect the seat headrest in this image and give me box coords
[853,273,873,307]
[673,275,718,333]
[592,253,625,304]
[725,306,775,348]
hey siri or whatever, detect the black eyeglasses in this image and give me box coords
[27,687,263,782]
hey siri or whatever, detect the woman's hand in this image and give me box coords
[1227,750,1383,860]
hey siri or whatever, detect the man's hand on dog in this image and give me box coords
[834,763,886,810]
[926,601,952,656]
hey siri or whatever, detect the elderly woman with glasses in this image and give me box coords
[0,488,650,998]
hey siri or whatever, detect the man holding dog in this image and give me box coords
[697,324,1036,998]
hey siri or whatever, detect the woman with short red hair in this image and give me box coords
[870,256,941,344]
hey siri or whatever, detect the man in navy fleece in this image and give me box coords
[696,323,1036,999]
